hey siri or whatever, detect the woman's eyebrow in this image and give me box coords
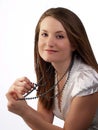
[56,31,66,33]
[40,29,47,32]
[40,30,66,33]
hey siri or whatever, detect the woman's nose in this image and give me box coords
[46,36,55,47]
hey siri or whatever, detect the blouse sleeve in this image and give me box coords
[71,67,98,98]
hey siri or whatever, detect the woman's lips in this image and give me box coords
[45,49,58,54]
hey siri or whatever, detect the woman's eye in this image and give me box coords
[41,33,48,37]
[56,35,64,39]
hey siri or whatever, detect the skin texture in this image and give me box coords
[6,16,98,130]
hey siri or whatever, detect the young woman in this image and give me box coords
[6,7,98,130]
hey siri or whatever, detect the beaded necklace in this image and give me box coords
[18,57,74,100]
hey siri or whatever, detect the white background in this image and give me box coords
[0,0,98,129]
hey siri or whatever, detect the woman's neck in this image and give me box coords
[52,57,72,76]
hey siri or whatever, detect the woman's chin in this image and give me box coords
[43,58,53,63]
[42,57,57,63]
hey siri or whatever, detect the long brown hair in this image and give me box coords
[34,7,98,110]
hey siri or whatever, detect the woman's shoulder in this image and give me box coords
[70,56,98,97]
[72,55,98,79]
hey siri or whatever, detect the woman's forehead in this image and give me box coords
[39,16,66,32]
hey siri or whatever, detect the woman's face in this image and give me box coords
[38,16,74,64]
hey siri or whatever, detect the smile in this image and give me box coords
[45,49,58,53]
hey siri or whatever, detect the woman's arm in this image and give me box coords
[37,99,54,123]
[6,91,98,130]
[6,77,98,130]
[22,104,62,130]
[5,77,60,129]
[64,92,98,130]
[20,92,98,130]
[6,91,62,130]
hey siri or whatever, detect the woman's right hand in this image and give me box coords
[8,76,34,95]
[6,77,34,116]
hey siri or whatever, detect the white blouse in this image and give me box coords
[53,56,98,130]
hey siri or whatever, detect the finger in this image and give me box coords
[21,81,33,90]
[6,91,18,101]
[14,81,33,94]
[15,77,33,89]
[14,81,31,89]
[16,76,32,85]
